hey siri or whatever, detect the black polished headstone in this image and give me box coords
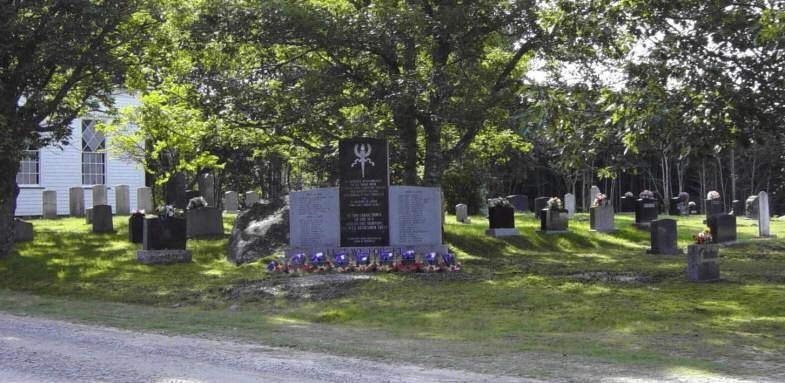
[635,198,659,224]
[165,173,188,210]
[128,212,144,243]
[533,197,548,218]
[92,205,114,233]
[705,199,724,220]
[668,197,684,216]
[619,196,635,213]
[489,206,515,229]
[708,214,736,244]
[648,219,680,255]
[506,195,529,212]
[339,138,390,247]
[143,216,187,250]
[731,200,744,217]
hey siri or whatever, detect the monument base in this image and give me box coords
[536,229,569,234]
[137,249,192,265]
[646,248,683,255]
[485,228,520,237]
[284,245,450,258]
[590,228,618,233]
[632,222,652,230]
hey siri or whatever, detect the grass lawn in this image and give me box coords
[2,212,785,380]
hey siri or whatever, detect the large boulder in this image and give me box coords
[227,197,289,265]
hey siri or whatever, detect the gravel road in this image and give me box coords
[0,313,534,383]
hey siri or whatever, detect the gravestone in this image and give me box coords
[85,207,93,224]
[198,174,216,207]
[539,208,569,233]
[506,195,529,212]
[619,196,635,213]
[128,212,145,243]
[115,185,130,215]
[42,190,57,219]
[705,199,724,220]
[137,187,154,213]
[92,205,114,233]
[455,203,469,223]
[288,188,340,248]
[708,214,737,244]
[92,184,108,206]
[13,219,33,242]
[533,197,548,218]
[668,197,682,216]
[339,138,390,247]
[564,193,576,218]
[688,202,699,215]
[165,173,187,209]
[186,207,224,238]
[758,191,772,238]
[138,215,191,264]
[745,195,759,220]
[69,187,84,217]
[487,201,518,237]
[590,186,601,207]
[732,200,744,217]
[687,245,720,282]
[389,186,443,246]
[244,191,259,208]
[223,191,239,212]
[647,219,680,255]
[634,198,658,228]
[590,204,617,233]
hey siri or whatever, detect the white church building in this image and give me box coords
[15,92,146,217]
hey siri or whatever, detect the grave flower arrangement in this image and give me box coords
[354,251,376,272]
[488,197,513,209]
[678,192,690,201]
[377,251,397,272]
[306,252,332,273]
[693,228,713,244]
[132,209,146,215]
[547,197,562,210]
[707,190,721,200]
[440,253,462,272]
[397,250,423,272]
[624,191,634,198]
[639,190,655,200]
[155,205,183,219]
[592,193,607,208]
[333,252,353,272]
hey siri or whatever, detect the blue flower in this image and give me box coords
[442,253,455,266]
[267,260,279,271]
[355,251,370,265]
[380,251,394,264]
[311,252,326,265]
[425,252,437,265]
[334,252,349,267]
[291,253,306,265]
[402,250,416,261]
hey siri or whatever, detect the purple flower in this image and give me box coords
[267,260,279,271]
[311,252,326,266]
[290,253,306,265]
[380,251,395,264]
[355,251,370,265]
[402,250,416,261]
[425,252,437,265]
[334,252,349,267]
[442,253,455,266]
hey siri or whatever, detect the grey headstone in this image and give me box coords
[42,190,57,219]
[288,188,340,248]
[564,193,576,218]
[85,207,93,224]
[137,187,154,213]
[540,208,569,232]
[590,203,617,233]
[687,244,720,282]
[389,186,443,246]
[244,191,259,208]
[745,195,760,220]
[759,191,771,237]
[731,199,744,217]
[198,174,216,207]
[533,197,548,218]
[223,191,239,212]
[705,199,724,220]
[186,207,224,238]
[590,186,601,207]
[647,219,680,255]
[92,205,114,233]
[13,219,33,242]
[69,187,85,217]
[92,184,108,207]
[455,203,469,223]
[506,195,528,212]
[115,185,130,215]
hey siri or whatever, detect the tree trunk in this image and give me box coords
[0,159,20,258]
[422,122,443,186]
[392,100,419,185]
[730,147,736,200]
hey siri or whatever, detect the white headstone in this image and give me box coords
[590,186,601,206]
[244,191,259,208]
[288,188,340,248]
[137,187,153,213]
[759,191,771,237]
[92,184,108,207]
[114,185,130,215]
[455,203,469,223]
[564,193,576,218]
[42,190,57,219]
[223,191,239,212]
[389,186,443,246]
[69,187,84,217]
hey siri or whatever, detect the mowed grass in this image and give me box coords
[2,212,785,378]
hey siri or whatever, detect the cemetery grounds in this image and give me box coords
[1,213,784,382]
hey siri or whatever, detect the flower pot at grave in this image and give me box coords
[635,198,658,224]
[488,206,515,229]
[687,244,720,282]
